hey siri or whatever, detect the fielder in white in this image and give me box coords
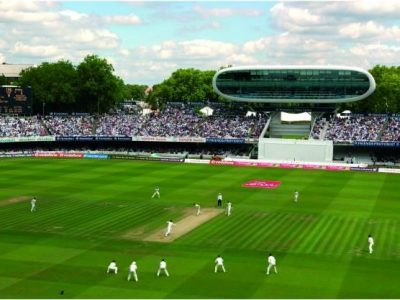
[107,260,118,274]
[266,253,278,275]
[152,186,160,198]
[294,191,299,203]
[31,197,37,212]
[157,259,169,277]
[214,255,226,273]
[194,203,201,216]
[226,201,232,216]
[127,261,138,282]
[165,220,175,237]
[368,234,374,254]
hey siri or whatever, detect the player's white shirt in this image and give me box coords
[227,202,232,209]
[215,257,224,265]
[195,204,200,209]
[167,221,174,229]
[130,263,137,272]
[31,199,36,205]
[108,262,117,269]
[268,256,276,265]
[294,192,299,198]
[218,194,222,200]
[368,237,374,245]
[160,261,167,268]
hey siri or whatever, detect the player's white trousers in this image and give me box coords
[215,264,226,273]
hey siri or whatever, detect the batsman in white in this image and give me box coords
[31,197,37,212]
[107,260,118,274]
[157,259,170,277]
[152,186,160,199]
[194,203,201,216]
[226,201,232,216]
[127,261,138,282]
[266,253,278,275]
[165,220,175,237]
[214,255,226,273]
[368,234,374,254]
[294,191,299,203]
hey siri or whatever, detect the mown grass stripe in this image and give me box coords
[296,215,332,254]
[236,212,282,250]
[269,214,310,252]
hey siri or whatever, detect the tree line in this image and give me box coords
[15,55,400,114]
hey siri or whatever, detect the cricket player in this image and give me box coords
[214,255,226,273]
[127,261,138,282]
[165,220,175,237]
[294,191,299,203]
[107,260,118,274]
[157,259,169,277]
[194,203,201,216]
[226,201,232,216]
[152,186,160,199]
[368,234,374,254]
[266,253,278,275]
[31,197,37,212]
[217,193,223,207]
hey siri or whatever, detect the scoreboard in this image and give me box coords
[0,86,32,115]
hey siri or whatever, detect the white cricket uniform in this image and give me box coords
[157,260,169,276]
[215,257,226,273]
[368,237,374,254]
[294,192,299,202]
[107,261,118,274]
[165,221,174,237]
[226,202,232,216]
[152,187,160,198]
[267,255,277,275]
[31,199,36,212]
[127,262,138,281]
[195,204,201,216]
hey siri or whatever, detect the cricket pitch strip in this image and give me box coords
[122,208,224,243]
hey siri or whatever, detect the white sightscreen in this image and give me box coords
[258,138,333,162]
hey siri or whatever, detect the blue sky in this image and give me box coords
[0,1,399,85]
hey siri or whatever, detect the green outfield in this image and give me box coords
[0,158,399,298]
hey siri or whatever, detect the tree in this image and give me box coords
[18,61,78,114]
[124,84,147,101]
[76,54,124,113]
[147,68,220,107]
[340,65,400,113]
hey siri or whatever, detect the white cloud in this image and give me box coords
[194,5,262,18]
[59,10,88,21]
[119,49,131,56]
[180,40,236,58]
[13,42,60,57]
[339,21,400,40]
[69,29,119,49]
[105,14,142,25]
[270,3,321,32]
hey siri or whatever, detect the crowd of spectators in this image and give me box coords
[0,116,46,137]
[95,104,267,138]
[43,115,94,136]
[310,117,326,140]
[96,113,146,136]
[3,110,400,142]
[381,117,400,141]
[311,115,392,142]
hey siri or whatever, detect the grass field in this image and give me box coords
[0,158,399,298]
